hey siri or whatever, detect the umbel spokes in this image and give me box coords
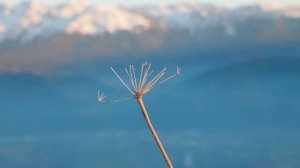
[98,62,180,103]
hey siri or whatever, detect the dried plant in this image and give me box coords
[98,62,180,168]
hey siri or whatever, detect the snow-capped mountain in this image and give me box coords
[0,1,152,42]
[0,1,300,75]
[0,1,300,42]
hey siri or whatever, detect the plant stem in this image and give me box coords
[137,97,174,168]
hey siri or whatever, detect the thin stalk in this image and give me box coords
[137,97,174,168]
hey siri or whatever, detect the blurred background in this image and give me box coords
[0,0,300,167]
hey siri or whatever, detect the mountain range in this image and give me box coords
[0,2,300,75]
[0,2,300,42]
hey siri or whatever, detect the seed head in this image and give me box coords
[98,62,180,103]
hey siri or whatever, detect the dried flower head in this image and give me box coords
[98,62,180,103]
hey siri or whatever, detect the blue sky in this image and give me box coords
[0,0,300,6]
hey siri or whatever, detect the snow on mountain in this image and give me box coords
[136,4,233,34]
[0,2,299,42]
[65,5,151,35]
[0,1,152,42]
[258,2,300,18]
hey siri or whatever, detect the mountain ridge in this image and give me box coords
[0,1,300,42]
